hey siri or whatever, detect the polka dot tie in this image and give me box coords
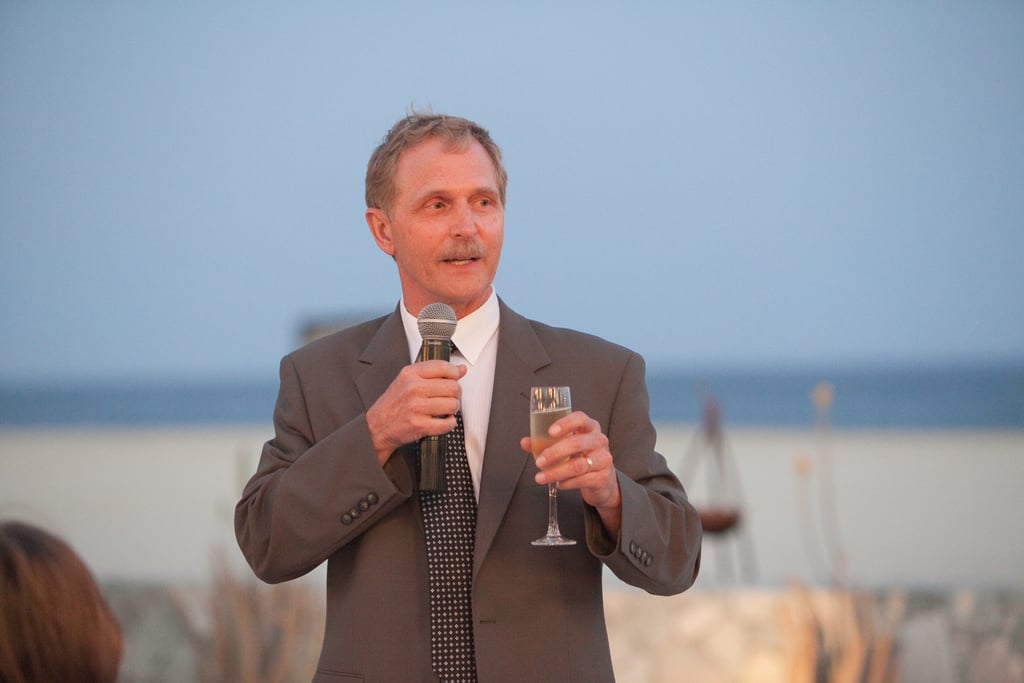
[420,412,478,682]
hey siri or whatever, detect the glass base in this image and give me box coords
[531,534,577,546]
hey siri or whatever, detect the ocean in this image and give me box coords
[2,361,1022,428]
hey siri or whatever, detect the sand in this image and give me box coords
[2,423,1021,587]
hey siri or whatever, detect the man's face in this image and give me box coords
[366,137,504,319]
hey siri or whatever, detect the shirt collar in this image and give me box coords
[399,289,500,365]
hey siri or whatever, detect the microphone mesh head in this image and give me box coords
[417,303,457,340]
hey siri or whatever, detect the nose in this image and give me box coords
[450,200,479,237]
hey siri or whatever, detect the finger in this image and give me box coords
[536,451,591,484]
[545,444,614,483]
[570,452,600,477]
[411,359,465,380]
[419,396,461,418]
[411,379,462,406]
[534,428,593,469]
[548,411,598,439]
[413,412,459,439]
[534,429,596,468]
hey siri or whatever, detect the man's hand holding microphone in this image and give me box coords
[365,304,462,491]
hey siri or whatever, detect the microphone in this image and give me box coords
[417,302,458,492]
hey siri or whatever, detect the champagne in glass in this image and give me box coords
[530,386,576,546]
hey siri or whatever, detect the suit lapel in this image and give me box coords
[474,301,550,574]
[353,306,409,409]
[352,307,420,481]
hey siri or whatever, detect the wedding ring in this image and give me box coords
[585,455,594,473]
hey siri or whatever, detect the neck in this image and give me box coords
[403,288,493,320]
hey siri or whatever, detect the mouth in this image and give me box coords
[443,256,479,266]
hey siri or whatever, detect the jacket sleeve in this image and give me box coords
[234,354,415,583]
[584,351,702,595]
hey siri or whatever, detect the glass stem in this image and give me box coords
[547,482,561,536]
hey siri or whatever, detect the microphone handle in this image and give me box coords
[418,338,452,492]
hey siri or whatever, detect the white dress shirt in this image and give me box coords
[400,289,500,499]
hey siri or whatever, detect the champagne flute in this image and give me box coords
[530,386,576,546]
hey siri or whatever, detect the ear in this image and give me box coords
[366,208,396,257]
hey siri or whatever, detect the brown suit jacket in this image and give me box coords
[235,299,702,682]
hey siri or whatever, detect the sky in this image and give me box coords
[2,1,1023,384]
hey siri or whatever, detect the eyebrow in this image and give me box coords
[413,186,501,203]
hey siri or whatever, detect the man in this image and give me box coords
[235,112,702,682]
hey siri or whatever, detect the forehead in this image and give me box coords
[393,136,499,196]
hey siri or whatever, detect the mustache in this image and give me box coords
[440,242,485,261]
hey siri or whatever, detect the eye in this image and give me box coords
[428,200,445,210]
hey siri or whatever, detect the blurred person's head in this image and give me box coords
[0,521,123,683]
